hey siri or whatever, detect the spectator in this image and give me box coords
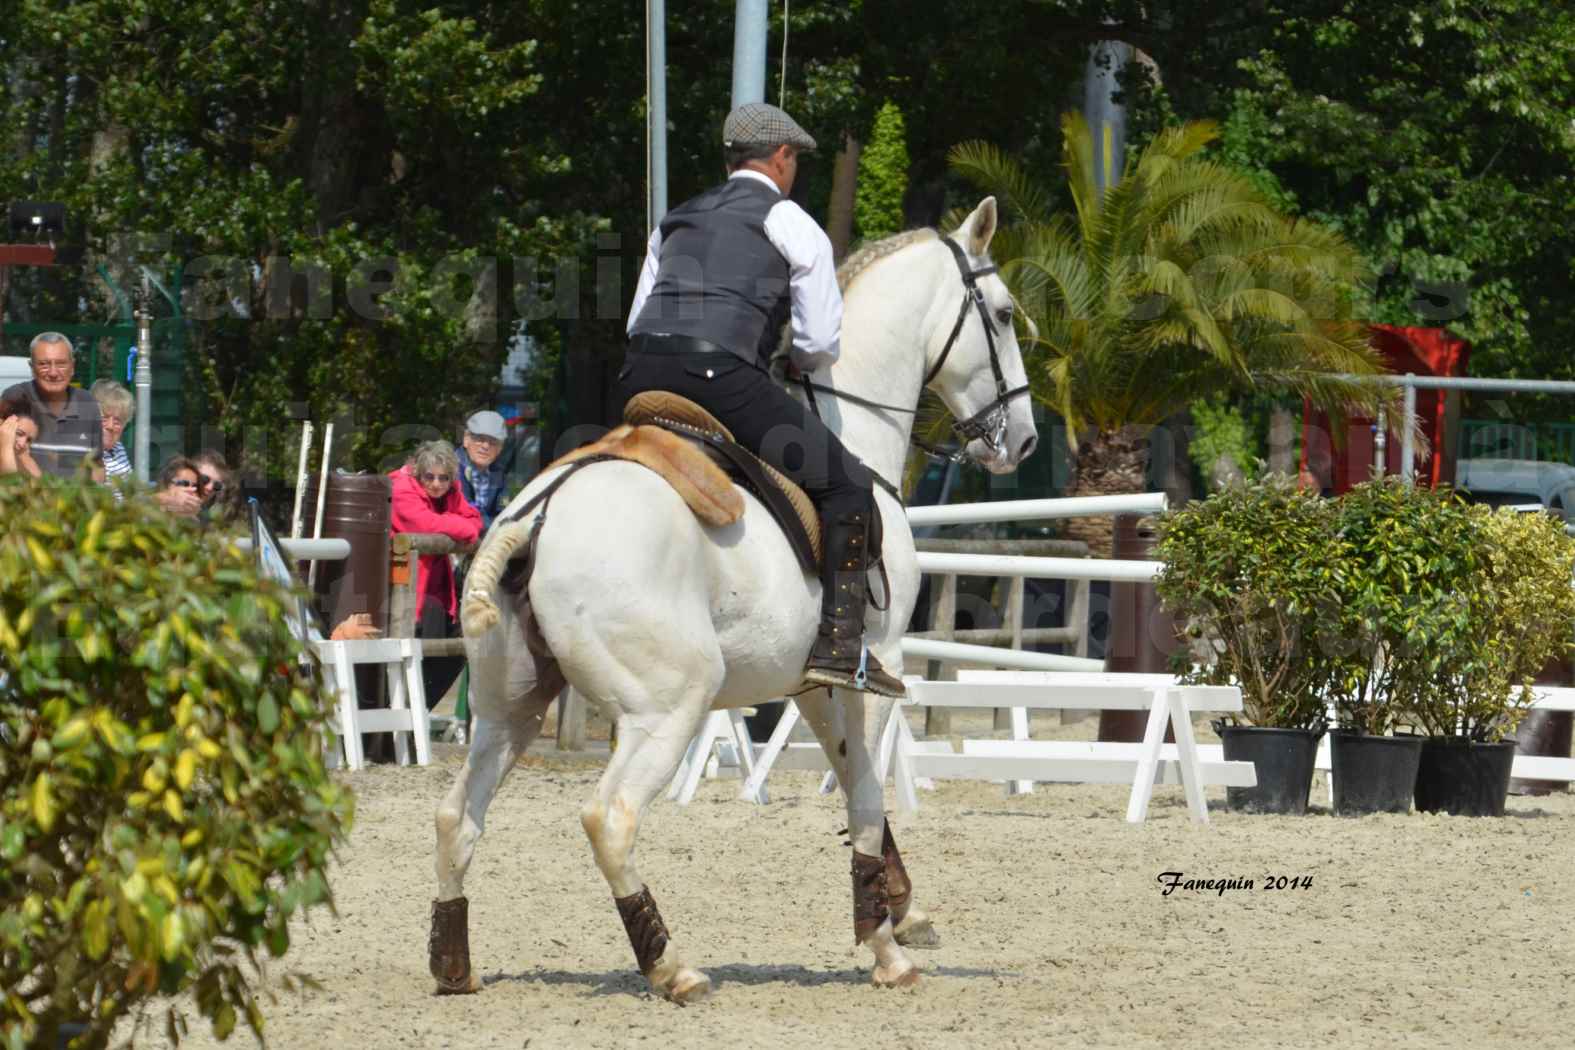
[155,456,203,517]
[457,410,508,531]
[90,379,134,492]
[1,332,101,478]
[390,440,481,702]
[0,395,42,477]
[191,449,241,527]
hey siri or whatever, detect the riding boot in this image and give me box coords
[803,509,906,698]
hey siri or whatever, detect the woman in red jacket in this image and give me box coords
[390,440,482,702]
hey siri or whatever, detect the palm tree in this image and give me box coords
[950,112,1407,555]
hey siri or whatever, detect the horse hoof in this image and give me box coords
[665,971,712,1005]
[434,972,482,995]
[893,914,942,950]
[872,964,920,989]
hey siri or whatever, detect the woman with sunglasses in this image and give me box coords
[390,440,482,701]
[154,457,204,517]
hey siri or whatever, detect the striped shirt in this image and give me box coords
[101,441,131,501]
[102,441,131,478]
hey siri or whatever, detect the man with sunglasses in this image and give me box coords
[191,449,238,526]
[1,332,102,478]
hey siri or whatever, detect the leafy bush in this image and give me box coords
[1155,473,1341,728]
[1409,507,1575,741]
[1324,478,1484,736]
[0,479,353,1049]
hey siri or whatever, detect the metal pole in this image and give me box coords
[132,302,153,484]
[1373,406,1386,478]
[646,0,668,229]
[730,0,768,107]
[1400,374,1417,484]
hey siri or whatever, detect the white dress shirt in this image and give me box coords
[626,169,843,371]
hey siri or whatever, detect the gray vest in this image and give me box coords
[630,177,791,369]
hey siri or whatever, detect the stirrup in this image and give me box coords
[804,646,906,698]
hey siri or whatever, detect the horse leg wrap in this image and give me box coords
[851,850,890,944]
[881,822,912,918]
[429,896,475,994]
[615,885,671,976]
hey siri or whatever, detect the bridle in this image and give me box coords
[801,234,1032,467]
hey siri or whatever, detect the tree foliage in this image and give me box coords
[0,478,351,1049]
[853,102,909,240]
[951,111,1402,548]
[1117,0,1575,392]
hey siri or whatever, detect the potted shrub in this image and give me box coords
[1406,507,1575,815]
[1156,474,1338,814]
[1322,479,1484,815]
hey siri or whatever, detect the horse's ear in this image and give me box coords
[964,196,998,256]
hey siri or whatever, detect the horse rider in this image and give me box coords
[618,101,904,699]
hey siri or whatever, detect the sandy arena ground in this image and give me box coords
[125,709,1575,1050]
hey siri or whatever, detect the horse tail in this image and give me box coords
[460,515,536,636]
[461,457,613,637]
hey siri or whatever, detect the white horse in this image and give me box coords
[430,197,1038,1002]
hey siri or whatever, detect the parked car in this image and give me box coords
[1454,458,1575,523]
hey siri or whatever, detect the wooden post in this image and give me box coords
[555,686,587,752]
[1063,577,1094,724]
[387,533,418,640]
[925,573,957,737]
[995,577,1025,731]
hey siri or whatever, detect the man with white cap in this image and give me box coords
[458,409,508,531]
[618,101,902,698]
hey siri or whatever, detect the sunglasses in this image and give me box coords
[418,472,453,483]
[198,474,225,492]
[169,478,198,489]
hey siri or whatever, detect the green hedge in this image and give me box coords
[0,478,352,1049]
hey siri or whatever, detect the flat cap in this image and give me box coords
[722,102,817,151]
[465,410,507,442]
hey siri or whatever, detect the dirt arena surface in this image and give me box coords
[126,711,1575,1050]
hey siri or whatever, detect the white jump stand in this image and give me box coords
[314,638,430,771]
[902,672,1251,824]
[668,709,761,805]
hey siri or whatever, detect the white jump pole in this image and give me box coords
[901,637,1104,672]
[233,537,351,561]
[916,551,1161,582]
[290,421,314,540]
[306,423,334,591]
[906,492,1167,527]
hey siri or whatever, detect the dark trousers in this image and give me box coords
[615,350,873,519]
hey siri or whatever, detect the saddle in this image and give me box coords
[541,392,822,573]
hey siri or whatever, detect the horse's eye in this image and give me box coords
[995,307,1013,325]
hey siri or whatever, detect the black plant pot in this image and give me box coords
[1414,737,1517,817]
[1215,722,1325,815]
[1329,731,1423,815]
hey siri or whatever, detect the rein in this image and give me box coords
[801,234,1031,472]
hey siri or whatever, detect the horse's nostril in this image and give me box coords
[1019,435,1038,460]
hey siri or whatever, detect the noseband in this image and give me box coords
[801,235,1030,466]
